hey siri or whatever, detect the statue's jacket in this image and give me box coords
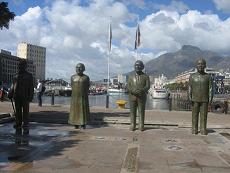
[127,72,150,100]
[11,72,34,102]
[189,72,213,103]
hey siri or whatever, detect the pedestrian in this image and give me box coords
[8,59,34,135]
[0,87,4,102]
[223,101,228,114]
[37,79,43,106]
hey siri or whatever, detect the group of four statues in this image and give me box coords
[9,58,213,135]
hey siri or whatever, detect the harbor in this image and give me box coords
[29,92,230,113]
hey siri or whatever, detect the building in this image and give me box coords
[0,50,35,85]
[154,74,168,88]
[17,42,46,81]
[117,74,127,84]
[174,68,227,94]
[175,69,194,84]
[223,72,230,86]
[175,68,220,84]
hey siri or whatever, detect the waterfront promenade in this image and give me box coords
[0,102,230,172]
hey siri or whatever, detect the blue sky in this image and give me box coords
[7,0,229,19]
[1,0,230,80]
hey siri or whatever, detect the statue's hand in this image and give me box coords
[136,89,146,97]
[8,91,13,99]
[131,89,138,96]
[209,99,213,104]
[136,89,143,96]
[29,97,33,102]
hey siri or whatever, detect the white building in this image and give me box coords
[153,74,168,88]
[175,68,220,84]
[223,72,230,86]
[117,74,127,84]
[17,42,46,81]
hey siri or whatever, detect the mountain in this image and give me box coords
[145,45,230,78]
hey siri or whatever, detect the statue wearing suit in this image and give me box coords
[8,59,34,135]
[128,60,150,131]
[189,58,213,135]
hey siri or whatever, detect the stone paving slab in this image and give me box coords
[1,102,230,172]
[0,122,230,172]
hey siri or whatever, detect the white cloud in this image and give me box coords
[213,0,230,13]
[153,0,189,13]
[140,10,230,53]
[118,0,146,9]
[0,0,230,81]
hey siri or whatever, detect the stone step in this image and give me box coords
[0,116,14,124]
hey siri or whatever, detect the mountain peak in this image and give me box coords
[145,45,225,78]
[181,45,201,51]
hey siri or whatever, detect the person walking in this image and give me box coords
[37,79,43,106]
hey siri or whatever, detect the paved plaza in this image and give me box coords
[0,102,230,173]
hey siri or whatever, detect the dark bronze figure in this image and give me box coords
[128,60,150,131]
[69,63,90,129]
[189,58,213,135]
[8,59,34,135]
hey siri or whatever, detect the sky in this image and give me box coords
[1,0,230,81]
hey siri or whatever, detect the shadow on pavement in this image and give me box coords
[30,110,130,128]
[0,122,82,170]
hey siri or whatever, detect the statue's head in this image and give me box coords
[18,59,27,73]
[76,63,85,75]
[134,60,144,74]
[196,58,206,74]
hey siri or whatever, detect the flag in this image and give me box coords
[108,21,112,52]
[134,24,141,50]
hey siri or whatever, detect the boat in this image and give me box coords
[149,87,169,99]
[59,86,72,96]
[107,88,127,93]
[149,74,170,99]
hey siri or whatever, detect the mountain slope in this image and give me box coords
[145,45,228,78]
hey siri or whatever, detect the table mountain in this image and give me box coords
[145,45,230,78]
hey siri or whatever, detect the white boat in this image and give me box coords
[149,88,169,99]
[107,88,127,93]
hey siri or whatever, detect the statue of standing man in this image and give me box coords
[8,59,34,135]
[69,63,90,129]
[189,58,213,135]
[128,60,150,131]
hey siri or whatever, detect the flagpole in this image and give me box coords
[106,16,112,108]
[135,17,140,61]
[137,16,139,61]
[106,50,110,108]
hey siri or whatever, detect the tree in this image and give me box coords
[0,2,15,30]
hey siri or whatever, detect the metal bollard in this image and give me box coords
[51,91,54,105]
[168,97,172,111]
[106,94,109,108]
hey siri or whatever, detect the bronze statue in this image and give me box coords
[189,58,213,135]
[128,60,150,131]
[69,63,90,129]
[8,59,34,135]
